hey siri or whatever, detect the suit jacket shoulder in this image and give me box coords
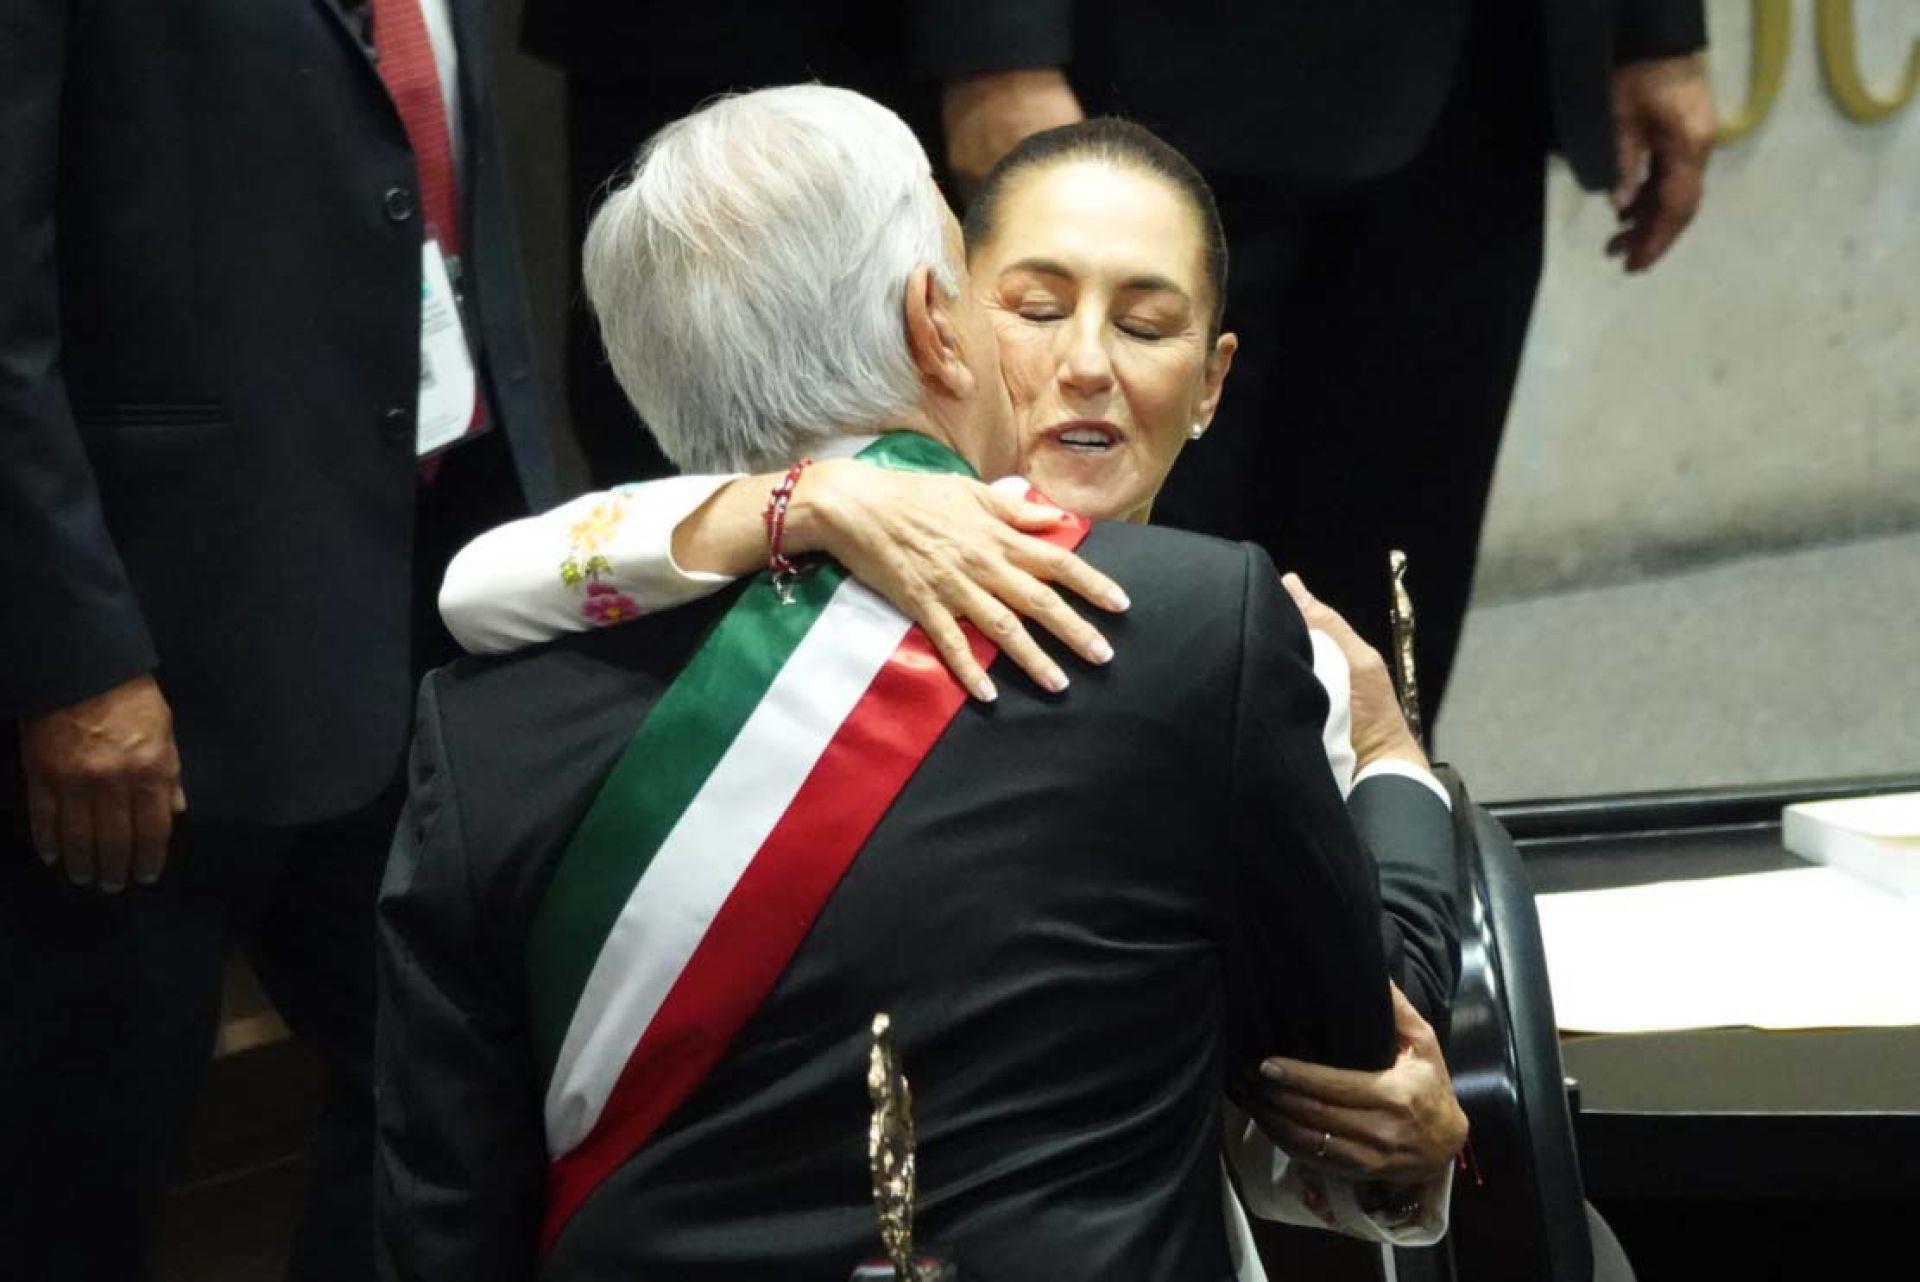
[423,587,737,959]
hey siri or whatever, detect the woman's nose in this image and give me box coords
[1058,323,1115,398]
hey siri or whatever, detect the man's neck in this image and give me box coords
[894,402,1016,481]
[886,409,980,476]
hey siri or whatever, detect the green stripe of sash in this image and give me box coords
[526,432,974,1084]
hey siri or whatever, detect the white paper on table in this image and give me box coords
[1791,792,1920,840]
[1536,867,1920,1034]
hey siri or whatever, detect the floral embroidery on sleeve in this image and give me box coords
[559,492,643,627]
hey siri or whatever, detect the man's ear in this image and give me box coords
[902,264,976,401]
[1193,330,1238,428]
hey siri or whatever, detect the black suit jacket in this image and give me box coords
[524,0,908,92]
[0,0,557,824]
[906,0,1707,191]
[377,524,1457,1281]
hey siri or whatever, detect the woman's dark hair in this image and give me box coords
[962,116,1229,338]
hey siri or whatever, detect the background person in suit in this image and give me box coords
[377,86,1460,1278]
[0,2,555,1277]
[921,0,1717,719]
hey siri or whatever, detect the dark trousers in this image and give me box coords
[0,793,394,1282]
[0,435,523,1281]
[1152,10,1551,721]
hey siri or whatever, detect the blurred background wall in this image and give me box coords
[1479,0,1920,601]
[1439,0,1919,800]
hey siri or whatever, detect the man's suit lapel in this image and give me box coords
[444,0,491,135]
[312,0,487,232]
[310,0,388,88]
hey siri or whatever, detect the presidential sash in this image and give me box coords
[527,433,1090,1247]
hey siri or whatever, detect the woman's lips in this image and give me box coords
[1046,420,1123,455]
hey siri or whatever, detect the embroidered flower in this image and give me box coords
[559,554,612,588]
[566,496,630,556]
[561,491,635,615]
[581,580,641,626]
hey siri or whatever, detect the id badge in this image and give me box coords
[415,239,481,458]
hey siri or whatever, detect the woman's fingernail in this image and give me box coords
[1046,668,1070,693]
[974,677,998,703]
[1090,639,1115,664]
[100,879,126,895]
[1259,1059,1287,1083]
[1106,589,1131,611]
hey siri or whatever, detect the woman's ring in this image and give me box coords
[1315,1130,1332,1159]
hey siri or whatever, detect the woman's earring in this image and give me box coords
[1188,423,1206,441]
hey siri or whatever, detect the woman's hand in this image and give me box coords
[794,462,1130,702]
[1234,984,1467,1186]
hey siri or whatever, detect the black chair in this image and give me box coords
[1392,768,1632,1282]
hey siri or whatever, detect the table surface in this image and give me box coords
[1511,794,1920,1198]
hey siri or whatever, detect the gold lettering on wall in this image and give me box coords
[1717,0,1793,143]
[1817,0,1920,123]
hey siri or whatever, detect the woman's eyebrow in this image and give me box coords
[1003,257,1190,300]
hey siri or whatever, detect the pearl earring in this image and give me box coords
[1188,423,1206,441]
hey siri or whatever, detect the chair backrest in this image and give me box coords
[1428,767,1594,1282]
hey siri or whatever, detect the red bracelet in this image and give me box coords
[763,458,813,603]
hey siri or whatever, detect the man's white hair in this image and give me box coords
[583,84,958,472]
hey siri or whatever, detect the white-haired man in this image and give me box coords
[375,86,1455,1281]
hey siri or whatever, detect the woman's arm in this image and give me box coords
[439,461,1130,699]
[439,475,740,655]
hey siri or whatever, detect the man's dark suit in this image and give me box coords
[0,3,556,1276]
[377,523,1457,1280]
[910,0,1709,720]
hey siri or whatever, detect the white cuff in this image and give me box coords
[608,474,743,598]
[1309,629,1359,798]
[1352,758,1452,811]
[1223,1104,1453,1248]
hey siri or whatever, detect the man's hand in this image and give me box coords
[19,674,187,892]
[1236,984,1468,1186]
[1280,573,1426,774]
[1608,54,1717,273]
[941,68,1084,199]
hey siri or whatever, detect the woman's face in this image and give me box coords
[970,160,1236,522]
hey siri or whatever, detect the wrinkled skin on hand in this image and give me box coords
[19,673,187,893]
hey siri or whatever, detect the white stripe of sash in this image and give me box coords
[544,579,912,1155]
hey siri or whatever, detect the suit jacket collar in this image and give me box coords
[313,0,485,212]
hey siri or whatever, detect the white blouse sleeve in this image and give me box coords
[1222,1103,1453,1247]
[1308,629,1449,809]
[438,474,741,655]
